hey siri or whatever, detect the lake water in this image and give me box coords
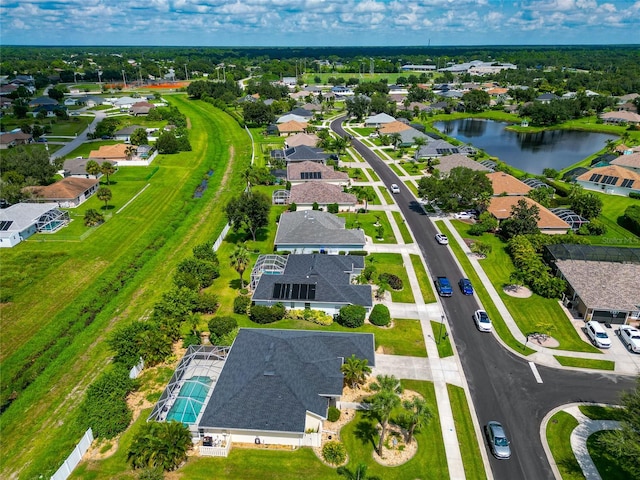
[433,119,617,174]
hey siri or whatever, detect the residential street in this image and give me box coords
[331,116,637,480]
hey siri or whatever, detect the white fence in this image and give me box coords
[199,436,232,457]
[50,428,93,480]
[300,432,322,447]
[212,223,231,252]
[129,357,145,379]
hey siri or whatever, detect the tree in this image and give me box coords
[97,186,112,210]
[389,132,402,150]
[225,191,271,241]
[128,421,192,471]
[500,198,540,238]
[229,244,250,288]
[0,146,55,185]
[101,162,116,185]
[242,101,274,125]
[570,192,603,220]
[368,374,402,456]
[84,208,104,226]
[345,95,370,121]
[331,135,350,156]
[340,354,372,389]
[125,145,136,160]
[156,130,179,154]
[85,160,101,178]
[400,397,432,444]
[417,167,492,212]
[336,464,381,480]
[130,127,148,146]
[353,187,375,212]
[597,379,640,478]
[462,89,491,112]
[527,186,553,208]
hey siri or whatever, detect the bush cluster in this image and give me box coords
[621,205,640,236]
[508,235,566,298]
[208,316,238,340]
[249,303,286,324]
[577,219,607,236]
[327,406,341,422]
[322,441,347,465]
[327,203,339,214]
[629,192,640,200]
[338,304,366,328]
[286,309,333,325]
[233,295,251,314]
[379,272,403,290]
[369,304,391,327]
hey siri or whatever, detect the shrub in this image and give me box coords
[289,202,297,211]
[629,192,640,200]
[249,303,286,324]
[182,332,201,348]
[312,202,319,210]
[621,205,640,236]
[233,295,251,314]
[322,441,347,465]
[208,316,238,340]
[327,406,341,422]
[285,308,333,325]
[348,250,368,256]
[338,304,366,328]
[508,235,566,298]
[470,241,492,256]
[327,203,339,214]
[369,304,391,326]
[379,272,403,290]
[362,265,377,282]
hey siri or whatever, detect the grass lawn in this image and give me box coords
[448,385,487,480]
[546,411,584,480]
[48,117,92,136]
[393,211,414,243]
[389,163,404,176]
[379,186,393,204]
[400,161,426,176]
[367,168,380,182]
[410,254,436,303]
[578,405,625,421]
[583,191,640,246]
[554,356,615,370]
[340,380,448,480]
[0,95,252,479]
[587,430,634,480]
[404,180,419,196]
[368,253,415,303]
[436,221,535,355]
[446,221,600,353]
[432,321,454,357]
[62,139,120,159]
[347,167,367,181]
[339,211,396,244]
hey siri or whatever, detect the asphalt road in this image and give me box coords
[331,116,637,480]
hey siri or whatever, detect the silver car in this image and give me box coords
[618,326,640,353]
[486,421,511,459]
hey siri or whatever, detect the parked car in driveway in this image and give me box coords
[435,233,448,245]
[473,309,492,332]
[454,211,474,220]
[485,421,511,459]
[459,278,473,295]
[618,326,640,353]
[585,320,611,349]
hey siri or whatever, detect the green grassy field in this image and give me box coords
[0,95,252,479]
[554,356,615,370]
[448,385,486,480]
[368,253,415,303]
[410,254,436,303]
[546,411,584,480]
[339,211,396,244]
[578,405,625,421]
[393,210,414,243]
[432,321,454,357]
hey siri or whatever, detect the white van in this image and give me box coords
[585,321,611,349]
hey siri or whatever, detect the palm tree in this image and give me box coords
[230,244,250,289]
[355,187,375,213]
[97,186,112,210]
[389,132,402,150]
[340,354,372,389]
[124,145,136,160]
[332,135,351,156]
[413,136,427,149]
[128,421,192,471]
[85,159,101,178]
[368,374,403,456]
[605,139,617,153]
[336,463,381,480]
[401,397,432,444]
[83,208,104,227]
[101,161,116,185]
[369,374,403,396]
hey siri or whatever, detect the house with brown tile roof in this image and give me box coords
[288,183,357,211]
[277,120,307,136]
[285,133,319,148]
[576,164,640,197]
[129,101,156,116]
[610,152,640,174]
[601,111,640,125]
[24,177,99,208]
[89,144,135,161]
[434,154,490,175]
[487,172,532,196]
[0,131,33,149]
[487,196,570,234]
[379,121,412,134]
[287,161,349,186]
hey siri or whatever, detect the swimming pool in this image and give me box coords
[166,376,212,424]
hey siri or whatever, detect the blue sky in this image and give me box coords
[1,0,639,46]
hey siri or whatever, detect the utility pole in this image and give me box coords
[184,64,188,81]
[122,70,127,89]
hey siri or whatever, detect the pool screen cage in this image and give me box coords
[148,345,229,424]
[36,208,70,232]
[544,244,640,265]
[250,254,288,290]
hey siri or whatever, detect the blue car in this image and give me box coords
[459,278,473,295]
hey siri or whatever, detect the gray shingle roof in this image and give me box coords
[434,154,490,175]
[275,211,365,248]
[287,161,349,182]
[199,328,375,433]
[252,254,372,307]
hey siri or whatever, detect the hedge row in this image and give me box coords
[508,235,566,298]
[621,205,640,236]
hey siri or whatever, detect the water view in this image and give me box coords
[433,119,617,175]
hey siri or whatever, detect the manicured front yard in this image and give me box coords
[546,411,583,480]
[368,253,415,303]
[554,356,615,370]
[339,211,396,244]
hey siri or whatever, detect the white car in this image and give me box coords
[473,309,492,332]
[454,211,474,220]
[390,184,400,194]
[585,320,611,349]
[435,233,448,245]
[618,326,640,353]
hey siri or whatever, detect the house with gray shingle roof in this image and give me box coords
[288,182,357,211]
[364,113,395,127]
[432,154,489,175]
[197,328,375,447]
[414,139,472,160]
[275,211,365,254]
[271,145,329,164]
[287,161,348,186]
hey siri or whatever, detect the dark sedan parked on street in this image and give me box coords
[459,278,473,295]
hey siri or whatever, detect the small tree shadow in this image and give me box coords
[101,205,115,211]
[354,419,378,449]
[228,278,244,290]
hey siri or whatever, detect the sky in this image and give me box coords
[1,0,639,47]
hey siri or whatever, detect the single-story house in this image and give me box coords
[395,128,431,147]
[33,104,67,118]
[544,244,640,324]
[251,254,372,315]
[364,113,396,128]
[288,183,357,211]
[89,144,135,161]
[276,114,308,124]
[331,86,353,97]
[129,101,156,116]
[272,146,329,164]
[113,125,145,142]
[24,177,99,208]
[536,93,560,104]
[600,111,640,125]
[288,107,314,119]
[378,121,412,135]
[287,161,349,186]
[0,202,70,247]
[414,139,466,160]
[487,196,570,234]
[285,133,319,148]
[610,152,640,174]
[277,120,308,136]
[0,131,33,149]
[112,96,140,109]
[28,96,59,108]
[275,210,365,254]
[76,95,104,108]
[487,172,532,196]
[62,158,116,178]
[152,329,375,450]
[575,165,640,197]
[433,154,489,176]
